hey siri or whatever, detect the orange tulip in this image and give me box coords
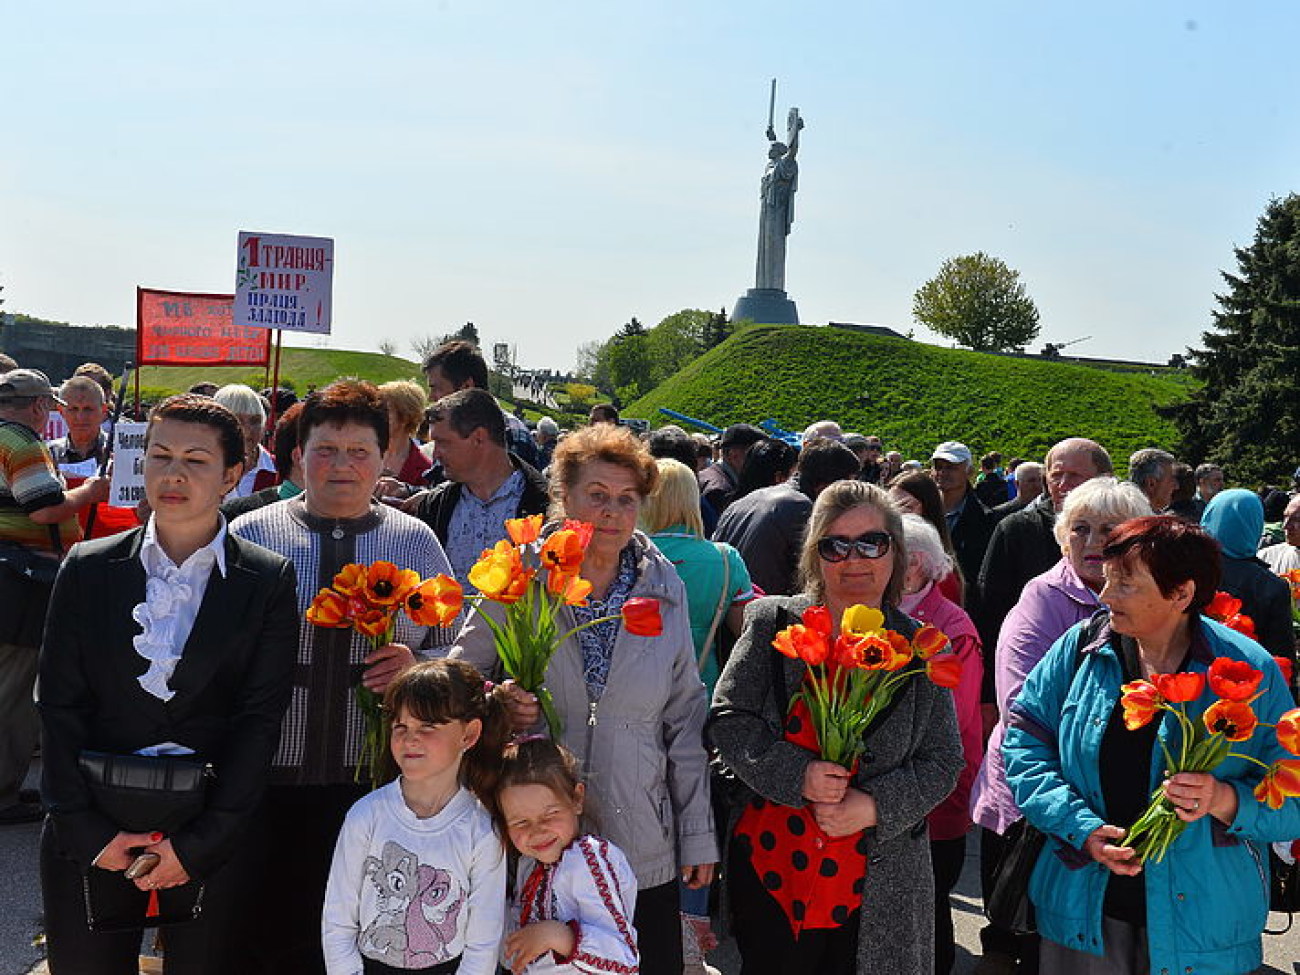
[306,588,352,628]
[1120,680,1161,730]
[405,574,464,627]
[622,597,663,637]
[832,633,867,670]
[1203,699,1258,742]
[1276,708,1300,756]
[548,570,593,606]
[506,514,544,546]
[1254,759,1300,810]
[774,624,829,666]
[363,561,420,607]
[1152,671,1205,704]
[803,604,833,637]
[926,654,962,688]
[469,540,528,601]
[353,606,394,640]
[1275,656,1295,688]
[500,568,536,604]
[1207,657,1264,702]
[1282,569,1300,603]
[912,625,950,660]
[541,528,588,575]
[858,632,912,671]
[332,562,368,597]
[561,519,595,547]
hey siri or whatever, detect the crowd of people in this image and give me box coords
[1,340,1299,975]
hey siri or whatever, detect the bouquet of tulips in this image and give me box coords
[771,604,960,768]
[453,514,663,738]
[1120,655,1300,862]
[306,561,465,787]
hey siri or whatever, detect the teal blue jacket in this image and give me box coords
[1003,614,1300,974]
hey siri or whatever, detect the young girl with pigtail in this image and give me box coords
[322,659,510,975]
[494,737,640,975]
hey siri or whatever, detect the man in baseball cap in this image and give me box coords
[699,423,766,513]
[0,369,67,406]
[0,368,109,825]
[929,440,994,602]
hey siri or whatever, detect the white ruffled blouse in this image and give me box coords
[132,516,228,702]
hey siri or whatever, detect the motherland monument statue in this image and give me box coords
[733,79,803,326]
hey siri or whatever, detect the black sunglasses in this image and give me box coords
[817,531,892,562]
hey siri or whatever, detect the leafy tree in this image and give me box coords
[912,252,1041,352]
[647,309,711,383]
[605,324,653,404]
[1168,194,1300,484]
[617,317,646,338]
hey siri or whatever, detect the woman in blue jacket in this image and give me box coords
[1003,516,1300,974]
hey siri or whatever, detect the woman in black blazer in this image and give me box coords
[38,394,299,974]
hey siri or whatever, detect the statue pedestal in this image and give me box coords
[732,288,799,325]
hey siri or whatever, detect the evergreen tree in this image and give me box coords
[1169,193,1300,484]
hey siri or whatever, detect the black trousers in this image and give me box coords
[979,826,1040,972]
[227,782,367,974]
[40,819,251,975]
[728,838,859,975]
[931,835,967,975]
[634,878,684,975]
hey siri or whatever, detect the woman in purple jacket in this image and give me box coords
[969,477,1149,974]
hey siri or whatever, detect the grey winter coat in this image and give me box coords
[708,595,963,975]
[451,531,718,889]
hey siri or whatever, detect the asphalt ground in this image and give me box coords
[2,760,1296,974]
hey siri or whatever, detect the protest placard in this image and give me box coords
[107,422,149,507]
[136,289,271,366]
[234,231,334,334]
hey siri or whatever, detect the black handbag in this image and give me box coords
[1266,845,1300,935]
[983,817,1047,936]
[78,751,213,834]
[77,751,213,932]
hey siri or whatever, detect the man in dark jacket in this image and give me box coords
[974,438,1113,714]
[930,441,996,604]
[408,389,548,588]
[698,423,766,513]
[714,438,860,596]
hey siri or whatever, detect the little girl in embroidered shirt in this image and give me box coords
[495,737,639,975]
[322,660,510,975]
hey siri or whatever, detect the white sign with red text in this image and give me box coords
[234,231,334,334]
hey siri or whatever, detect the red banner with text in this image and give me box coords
[136,288,272,366]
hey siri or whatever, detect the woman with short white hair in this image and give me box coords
[970,477,1151,972]
[213,384,276,497]
[897,513,983,975]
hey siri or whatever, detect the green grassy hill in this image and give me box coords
[625,325,1192,465]
[135,348,423,397]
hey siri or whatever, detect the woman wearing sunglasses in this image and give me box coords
[709,480,963,975]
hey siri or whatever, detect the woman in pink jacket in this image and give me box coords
[896,513,982,975]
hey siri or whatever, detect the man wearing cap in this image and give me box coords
[930,440,996,602]
[0,370,110,825]
[698,423,765,514]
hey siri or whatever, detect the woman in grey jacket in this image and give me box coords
[709,480,963,975]
[451,423,717,975]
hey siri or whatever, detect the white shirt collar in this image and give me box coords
[140,514,230,579]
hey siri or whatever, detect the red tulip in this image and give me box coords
[1207,657,1264,702]
[802,604,833,637]
[1274,656,1295,688]
[926,655,962,689]
[1152,671,1205,704]
[621,597,663,637]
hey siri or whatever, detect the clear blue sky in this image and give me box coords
[4,1,1299,371]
